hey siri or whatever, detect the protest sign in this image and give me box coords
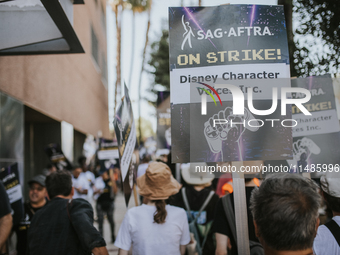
[97,138,119,172]
[113,84,139,205]
[157,91,171,149]
[169,5,292,162]
[287,75,340,173]
[45,143,73,170]
[0,163,24,225]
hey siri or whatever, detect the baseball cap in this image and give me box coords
[320,172,340,198]
[28,175,46,187]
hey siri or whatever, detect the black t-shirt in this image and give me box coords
[97,179,114,205]
[14,201,46,255]
[212,186,259,255]
[169,185,219,255]
[0,181,11,217]
[28,197,106,255]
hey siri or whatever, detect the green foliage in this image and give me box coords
[148,29,170,91]
[127,0,151,12]
[293,0,340,76]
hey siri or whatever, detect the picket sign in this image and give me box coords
[176,163,181,182]
[302,172,311,179]
[133,184,139,206]
[232,161,250,255]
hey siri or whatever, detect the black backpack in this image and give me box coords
[222,194,264,255]
[325,219,340,246]
[182,188,215,255]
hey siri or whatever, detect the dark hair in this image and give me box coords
[142,155,151,163]
[73,165,82,170]
[153,200,167,224]
[46,163,54,169]
[78,156,86,166]
[323,191,340,213]
[250,174,321,251]
[46,170,73,199]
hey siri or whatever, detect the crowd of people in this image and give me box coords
[0,154,340,255]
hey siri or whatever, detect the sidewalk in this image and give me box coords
[94,191,138,255]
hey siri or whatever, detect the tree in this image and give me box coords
[293,0,340,76]
[278,0,297,77]
[135,117,155,142]
[147,29,170,96]
[137,0,152,144]
[127,0,151,88]
[110,0,124,114]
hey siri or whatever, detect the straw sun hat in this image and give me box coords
[137,161,181,200]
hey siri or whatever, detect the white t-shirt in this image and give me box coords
[115,204,191,255]
[93,176,105,200]
[137,163,149,178]
[313,216,340,255]
[72,173,90,200]
[84,171,95,198]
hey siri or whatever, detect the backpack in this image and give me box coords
[325,219,340,246]
[222,194,264,255]
[182,188,215,255]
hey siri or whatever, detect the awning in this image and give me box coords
[0,0,85,55]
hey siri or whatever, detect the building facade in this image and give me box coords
[0,0,110,194]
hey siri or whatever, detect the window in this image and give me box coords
[91,26,99,65]
[101,54,108,87]
[101,3,106,32]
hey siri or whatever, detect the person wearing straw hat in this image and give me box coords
[169,163,219,255]
[114,162,191,255]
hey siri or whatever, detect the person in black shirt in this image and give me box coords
[0,181,12,254]
[94,168,117,243]
[14,175,47,255]
[27,170,108,255]
[169,163,219,255]
[212,178,259,255]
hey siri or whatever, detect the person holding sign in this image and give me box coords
[27,170,108,255]
[169,163,219,255]
[72,166,89,200]
[114,162,190,255]
[14,175,47,255]
[213,177,261,255]
[94,168,117,243]
[0,181,12,255]
[314,172,340,255]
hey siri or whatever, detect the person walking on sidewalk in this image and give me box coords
[0,181,12,255]
[14,175,48,255]
[115,162,190,255]
[94,168,117,243]
[72,166,89,200]
[169,163,219,255]
[314,172,340,255]
[250,173,321,255]
[27,170,108,255]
